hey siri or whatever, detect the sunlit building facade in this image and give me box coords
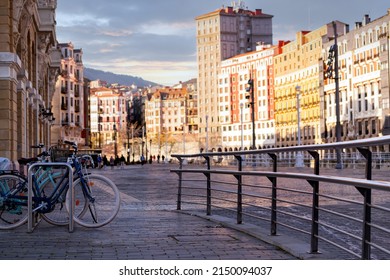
[322,11,390,153]
[0,0,60,166]
[196,3,273,151]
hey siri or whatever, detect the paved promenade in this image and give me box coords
[0,164,296,260]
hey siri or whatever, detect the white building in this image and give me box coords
[218,43,277,151]
[51,42,85,146]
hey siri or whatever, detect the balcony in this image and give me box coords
[61,87,68,94]
[62,118,69,126]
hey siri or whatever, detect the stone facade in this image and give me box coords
[51,42,85,146]
[322,12,390,153]
[0,0,60,165]
[196,4,273,151]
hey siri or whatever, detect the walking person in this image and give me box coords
[110,156,115,170]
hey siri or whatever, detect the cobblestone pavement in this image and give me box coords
[0,164,296,260]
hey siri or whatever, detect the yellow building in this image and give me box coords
[0,0,60,166]
[274,22,347,148]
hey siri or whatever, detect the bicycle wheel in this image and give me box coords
[40,171,87,226]
[66,174,120,228]
[0,174,29,229]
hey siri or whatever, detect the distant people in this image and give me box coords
[162,155,165,163]
[140,154,145,165]
[157,155,160,163]
[149,155,152,164]
[110,156,115,169]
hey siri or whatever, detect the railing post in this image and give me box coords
[357,147,372,260]
[308,150,320,254]
[203,156,211,216]
[176,157,183,211]
[268,153,277,235]
[235,155,243,224]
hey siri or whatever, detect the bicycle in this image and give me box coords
[0,141,120,229]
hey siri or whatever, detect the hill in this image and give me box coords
[84,67,160,87]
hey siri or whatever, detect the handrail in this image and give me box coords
[27,162,74,233]
[172,135,390,158]
[170,136,390,259]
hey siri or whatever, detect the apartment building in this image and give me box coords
[89,87,127,155]
[0,0,60,165]
[51,43,85,145]
[322,11,390,153]
[218,43,282,151]
[273,22,348,148]
[196,2,273,151]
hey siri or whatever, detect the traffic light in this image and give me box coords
[246,79,254,92]
[325,45,335,79]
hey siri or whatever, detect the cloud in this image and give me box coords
[56,0,390,85]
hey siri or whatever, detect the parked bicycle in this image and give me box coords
[0,141,120,229]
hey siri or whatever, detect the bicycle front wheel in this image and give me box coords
[66,174,120,228]
[0,173,29,229]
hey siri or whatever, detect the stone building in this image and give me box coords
[196,2,273,151]
[51,42,85,146]
[322,11,390,153]
[0,0,60,166]
[218,43,281,151]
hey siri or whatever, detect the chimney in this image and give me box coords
[255,9,262,15]
[355,22,362,29]
[226,6,233,13]
[362,14,371,26]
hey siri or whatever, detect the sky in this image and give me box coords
[56,0,389,86]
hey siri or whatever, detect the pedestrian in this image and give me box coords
[157,154,160,163]
[162,155,165,163]
[110,156,115,169]
[140,154,145,165]
[97,154,102,169]
[120,154,126,169]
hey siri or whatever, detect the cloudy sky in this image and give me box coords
[56,0,389,86]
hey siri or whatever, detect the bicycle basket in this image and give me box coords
[50,145,71,162]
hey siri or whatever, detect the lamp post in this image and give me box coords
[131,124,134,163]
[295,86,304,167]
[205,115,209,152]
[142,125,145,158]
[113,124,117,159]
[240,102,244,150]
[333,22,343,170]
[325,21,343,169]
[126,124,130,164]
[149,139,152,163]
[246,77,255,149]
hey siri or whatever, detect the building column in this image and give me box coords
[0,52,22,164]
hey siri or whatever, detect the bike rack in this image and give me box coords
[27,163,74,233]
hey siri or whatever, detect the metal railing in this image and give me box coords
[171,136,390,259]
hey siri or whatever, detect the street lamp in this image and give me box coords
[325,21,343,169]
[113,124,117,159]
[126,123,130,164]
[131,124,134,163]
[149,139,152,162]
[246,77,256,149]
[205,115,209,152]
[240,102,244,150]
[295,86,304,167]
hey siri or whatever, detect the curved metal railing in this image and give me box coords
[171,136,390,259]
